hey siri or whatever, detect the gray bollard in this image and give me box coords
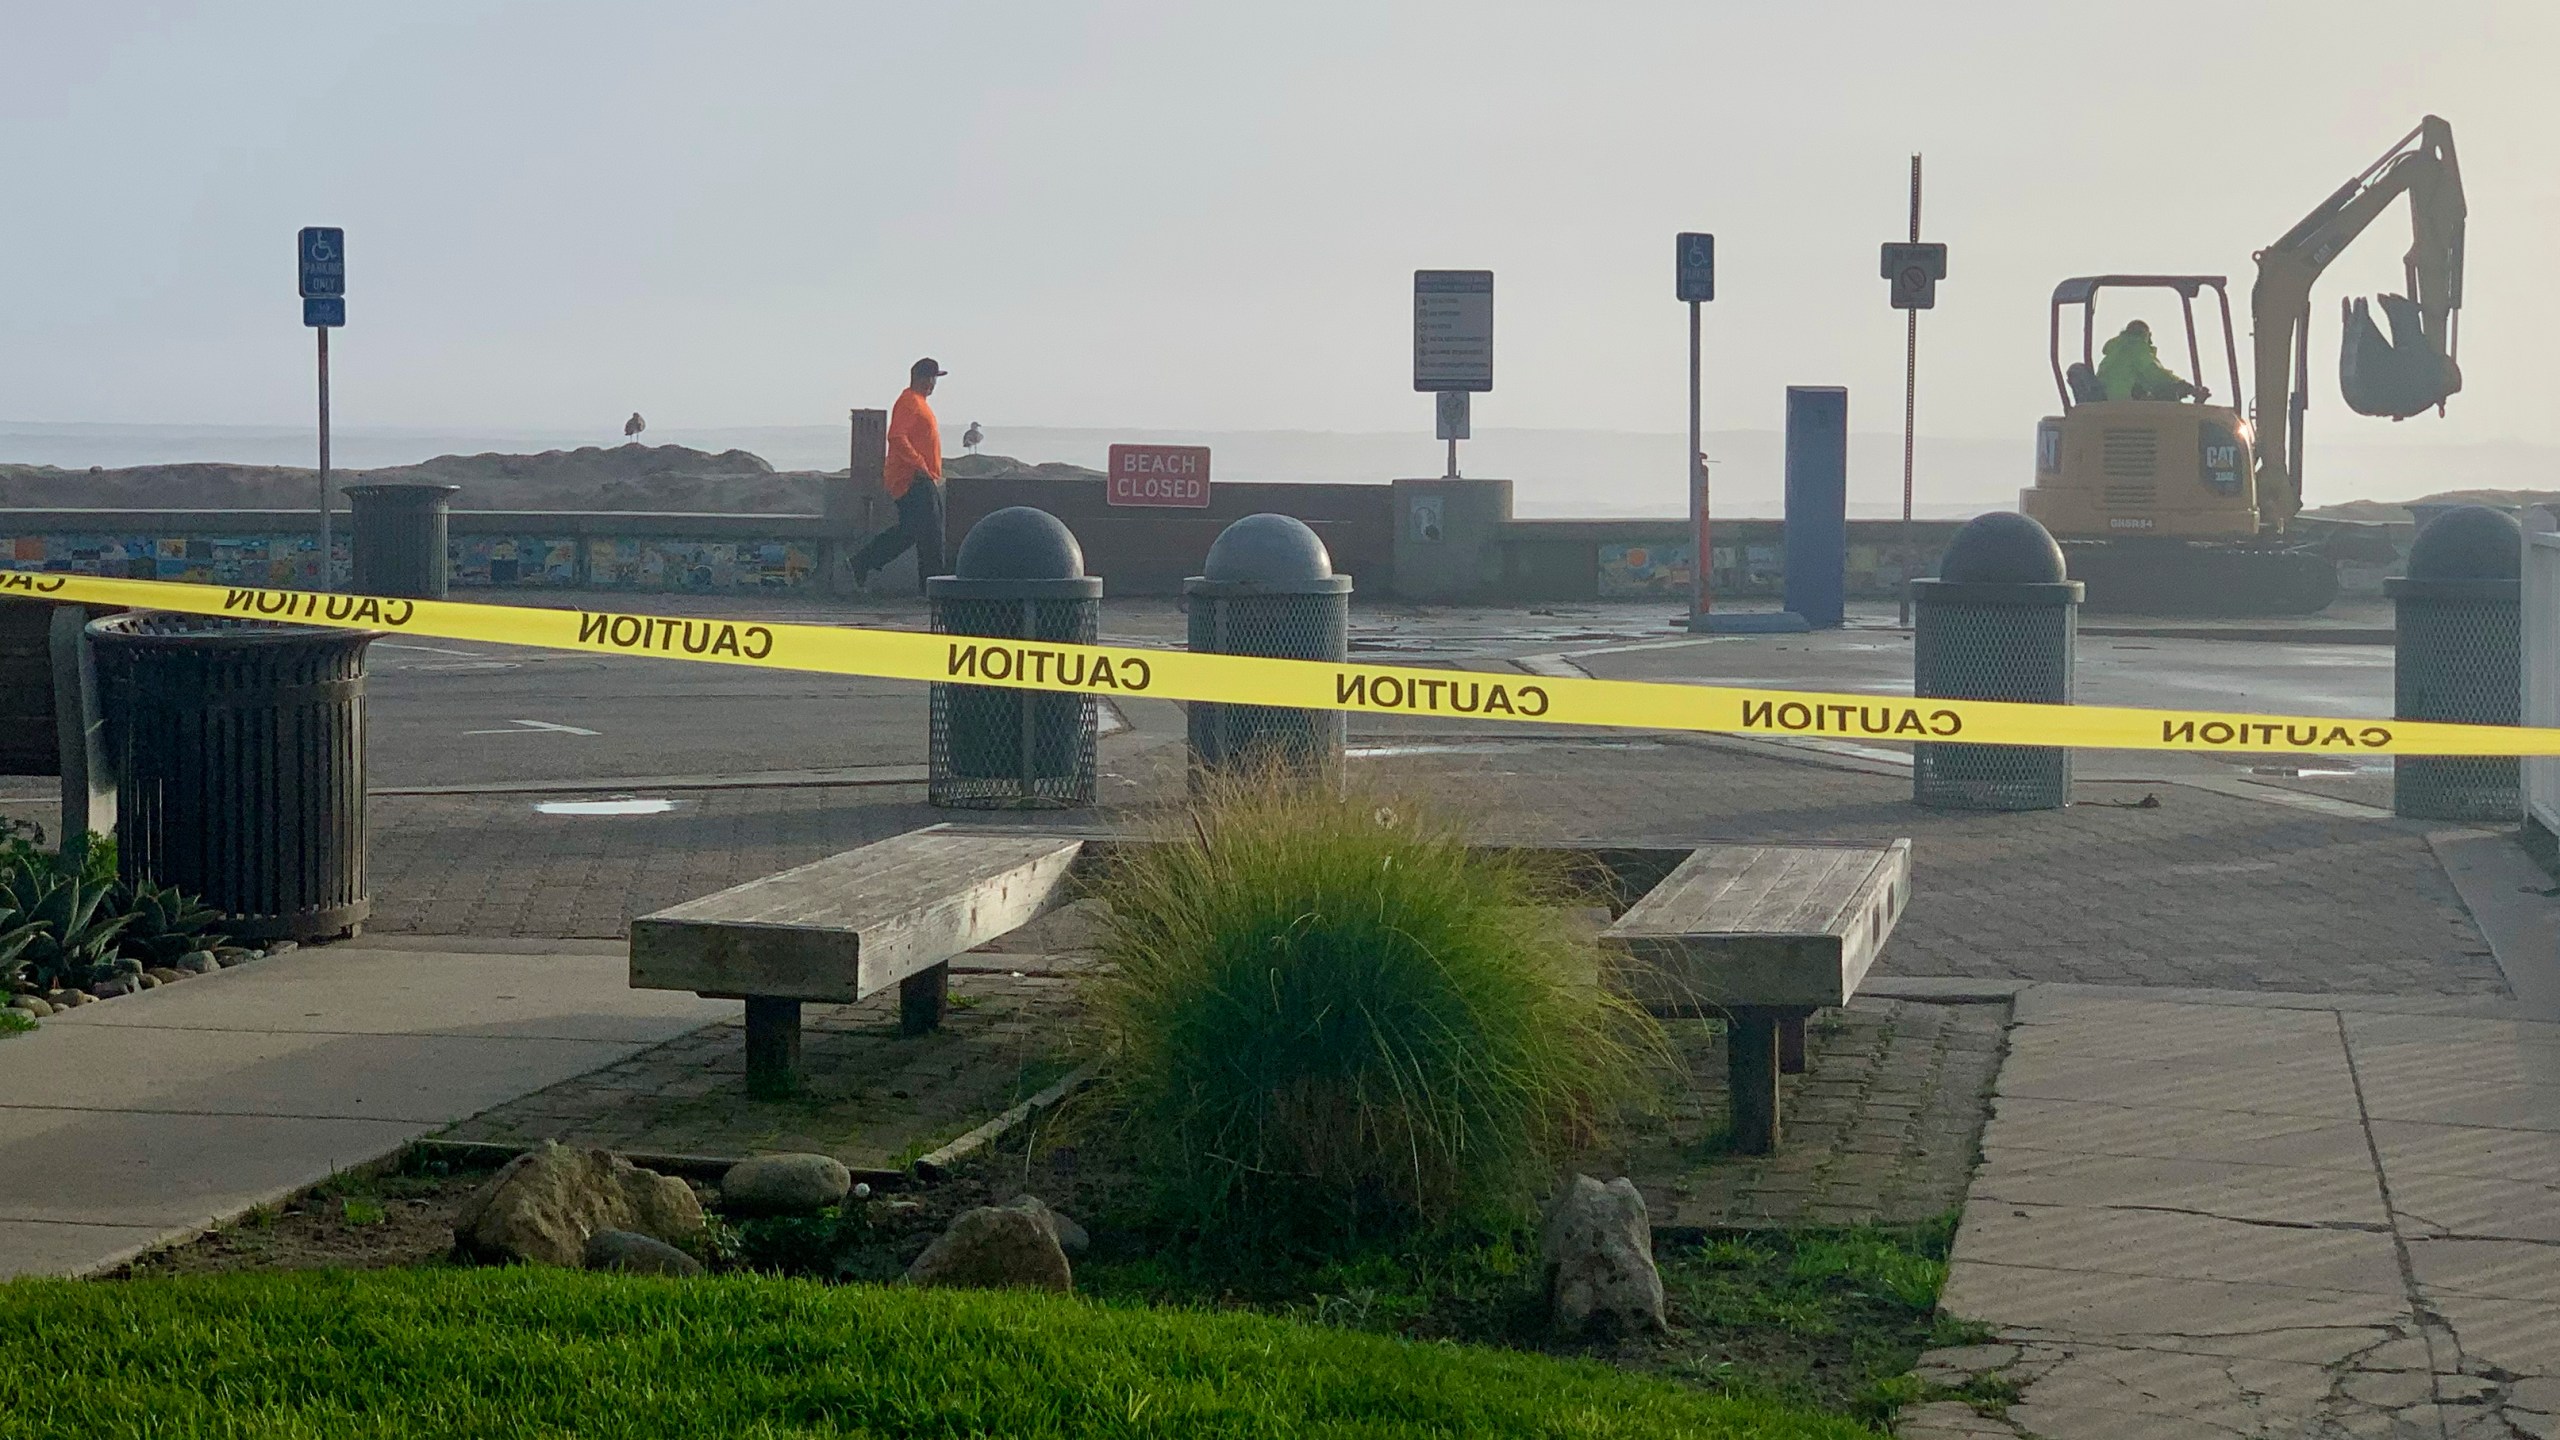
[2390,505,2521,821]
[1910,513,2083,811]
[926,507,1102,809]
[343,483,459,599]
[1185,514,1351,785]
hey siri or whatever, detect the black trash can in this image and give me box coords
[927,507,1102,809]
[344,483,459,599]
[2390,505,2521,821]
[1185,514,1351,785]
[88,613,374,941]
[1911,513,2083,811]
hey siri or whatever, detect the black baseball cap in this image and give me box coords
[911,357,948,380]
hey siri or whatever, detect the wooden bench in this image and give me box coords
[1601,840,1910,1156]
[631,828,1910,1151]
[629,829,1085,1097]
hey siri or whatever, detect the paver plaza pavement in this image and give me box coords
[1,596,2553,1437]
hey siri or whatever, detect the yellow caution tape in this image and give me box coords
[4,568,2548,757]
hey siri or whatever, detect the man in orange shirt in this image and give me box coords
[852,357,948,592]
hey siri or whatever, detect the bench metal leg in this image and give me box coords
[1779,1013,1808,1075]
[744,997,802,1099]
[1727,1008,1782,1156]
[900,962,949,1037]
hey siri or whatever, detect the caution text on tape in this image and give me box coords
[4,568,2549,758]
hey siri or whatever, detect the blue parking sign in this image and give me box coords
[1676,232,1715,303]
[299,227,344,299]
[303,296,344,328]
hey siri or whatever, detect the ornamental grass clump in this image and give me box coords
[1088,776,1662,1240]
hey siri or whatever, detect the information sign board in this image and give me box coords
[1413,270,1493,392]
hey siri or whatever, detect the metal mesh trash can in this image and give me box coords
[1911,512,2082,811]
[344,483,459,599]
[2390,505,2521,821]
[88,613,374,940]
[928,507,1102,808]
[1186,514,1351,785]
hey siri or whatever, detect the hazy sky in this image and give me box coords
[4,1,2551,453]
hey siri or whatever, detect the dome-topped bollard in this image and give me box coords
[926,507,1102,810]
[1909,513,2083,811]
[2390,505,2521,821]
[1185,514,1352,786]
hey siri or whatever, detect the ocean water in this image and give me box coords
[0,420,2534,518]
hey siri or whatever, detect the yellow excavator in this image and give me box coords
[2020,116,2466,613]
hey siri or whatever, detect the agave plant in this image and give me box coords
[1,867,136,994]
[0,911,44,994]
[118,878,227,968]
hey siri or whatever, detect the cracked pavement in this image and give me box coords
[1903,989,2560,1440]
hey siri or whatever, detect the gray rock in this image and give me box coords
[1540,1174,1664,1336]
[452,1141,705,1268]
[44,991,84,1008]
[906,1205,1072,1292]
[719,1153,852,1217]
[264,941,298,956]
[146,967,185,985]
[582,1228,704,1277]
[1000,1194,1089,1257]
[179,951,223,974]
[5,996,50,1018]
[87,979,132,999]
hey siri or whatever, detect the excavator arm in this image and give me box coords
[2249,116,2465,531]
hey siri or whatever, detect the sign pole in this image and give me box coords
[1689,298,1706,624]
[317,324,332,591]
[1898,154,1921,627]
[298,225,346,593]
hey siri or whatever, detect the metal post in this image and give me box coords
[1689,299,1706,625]
[1898,154,1921,627]
[1445,435,1458,479]
[317,326,333,591]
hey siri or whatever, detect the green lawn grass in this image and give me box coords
[0,1268,1869,1439]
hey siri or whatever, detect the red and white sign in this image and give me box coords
[1106,444,1212,508]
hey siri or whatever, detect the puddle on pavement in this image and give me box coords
[1347,739,1667,759]
[535,797,683,816]
[2247,759,2390,777]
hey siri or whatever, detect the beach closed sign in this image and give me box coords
[1106,444,1212,508]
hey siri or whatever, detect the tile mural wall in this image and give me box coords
[0,531,819,593]
[1594,538,1933,600]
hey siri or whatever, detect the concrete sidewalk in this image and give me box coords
[0,939,729,1278]
[1903,984,2560,1440]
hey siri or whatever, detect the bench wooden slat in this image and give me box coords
[1600,841,1909,1013]
[629,831,1085,1004]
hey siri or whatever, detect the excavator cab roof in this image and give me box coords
[2050,275,2243,412]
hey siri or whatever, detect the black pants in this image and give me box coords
[851,480,945,592]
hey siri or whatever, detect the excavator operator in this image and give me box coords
[2096,320,2200,403]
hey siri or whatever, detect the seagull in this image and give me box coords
[624,412,646,440]
[962,421,983,454]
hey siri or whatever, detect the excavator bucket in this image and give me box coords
[2341,293,2461,418]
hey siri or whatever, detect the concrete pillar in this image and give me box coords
[1389,477,1512,602]
[49,606,112,844]
[827,408,897,597]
